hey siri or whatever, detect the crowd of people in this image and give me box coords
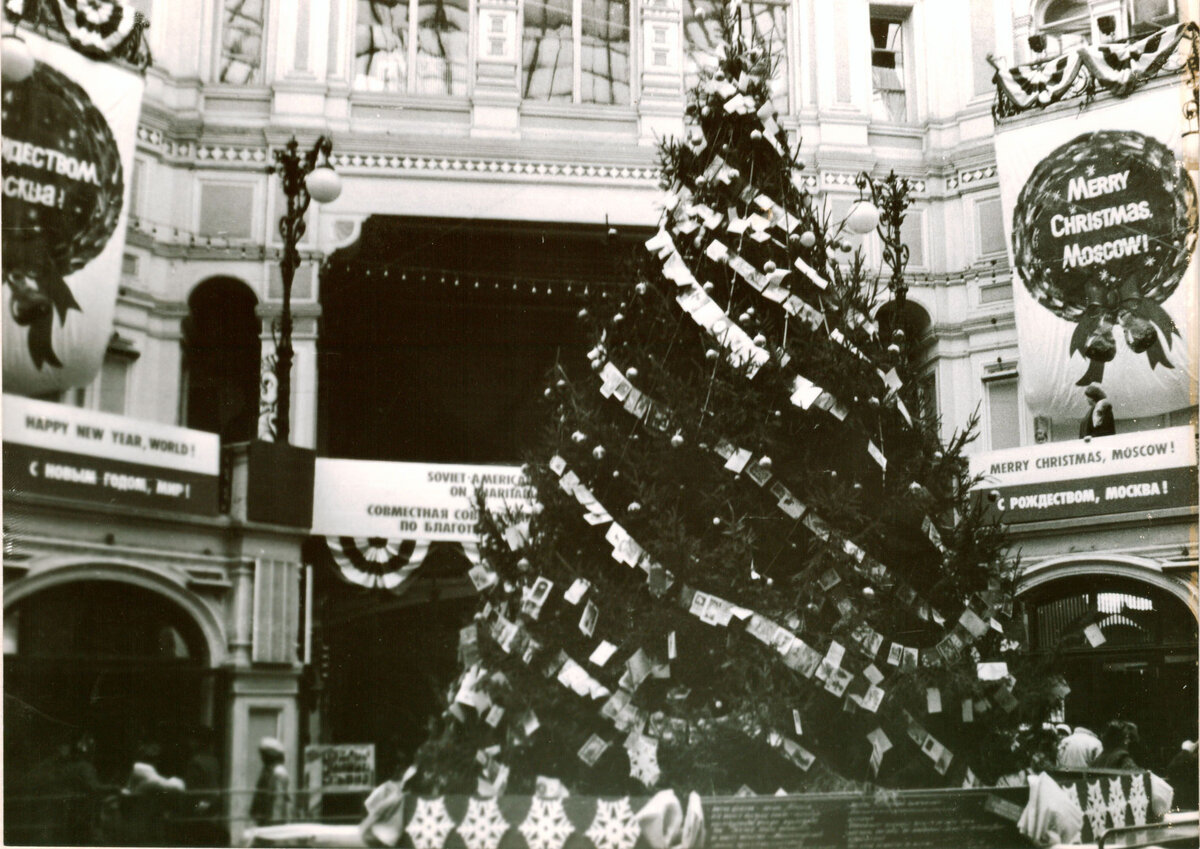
[16,729,293,846]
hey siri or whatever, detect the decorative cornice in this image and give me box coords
[823,171,927,194]
[327,151,660,181]
[947,165,997,190]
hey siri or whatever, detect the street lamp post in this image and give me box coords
[854,170,913,356]
[270,136,341,444]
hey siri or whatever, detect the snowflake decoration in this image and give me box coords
[406,797,456,849]
[1127,775,1150,825]
[585,798,640,849]
[1085,779,1109,838]
[457,797,509,849]
[1106,777,1128,829]
[519,798,574,849]
[629,736,661,788]
[1062,782,1082,816]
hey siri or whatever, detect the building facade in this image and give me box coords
[3,0,1195,841]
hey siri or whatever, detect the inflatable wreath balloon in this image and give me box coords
[1,31,143,395]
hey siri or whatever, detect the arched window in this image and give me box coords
[182,278,261,443]
[1037,0,1091,55]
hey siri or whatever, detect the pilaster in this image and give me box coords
[638,0,685,142]
[473,0,521,136]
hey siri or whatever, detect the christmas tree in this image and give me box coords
[415,8,1056,797]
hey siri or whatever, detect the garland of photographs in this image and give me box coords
[449,449,1019,791]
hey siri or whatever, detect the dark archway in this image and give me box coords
[182,277,261,443]
[1020,572,1198,772]
[4,579,224,843]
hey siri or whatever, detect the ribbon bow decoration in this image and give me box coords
[636,789,706,849]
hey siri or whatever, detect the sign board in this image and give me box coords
[2,394,220,515]
[303,744,375,814]
[2,32,144,395]
[312,459,535,542]
[995,84,1197,421]
[969,425,1196,524]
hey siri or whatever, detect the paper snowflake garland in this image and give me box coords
[1127,775,1150,825]
[457,797,509,849]
[1106,777,1128,829]
[1085,780,1109,838]
[519,798,575,849]
[586,798,640,849]
[406,797,456,849]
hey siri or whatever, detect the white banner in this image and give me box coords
[970,424,1195,487]
[2,32,144,395]
[995,84,1198,421]
[312,459,535,542]
[3,394,219,473]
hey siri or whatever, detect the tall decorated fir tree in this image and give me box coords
[415,9,1056,798]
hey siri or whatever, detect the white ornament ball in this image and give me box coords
[759,455,772,470]
[1,36,35,84]
[705,349,719,361]
[571,431,587,444]
[703,281,715,293]
[593,445,606,460]
[887,343,902,355]
[670,433,685,448]
[739,312,751,324]
[799,231,817,248]
[517,557,532,572]
[626,366,639,379]
[763,261,776,273]
[751,129,763,140]
[544,387,553,398]
[636,282,648,295]
[578,307,589,319]
[753,334,767,346]
[845,199,881,235]
[712,516,721,526]
[613,312,624,323]
[628,501,641,512]
[1037,89,1051,105]
[862,586,876,600]
[532,502,545,515]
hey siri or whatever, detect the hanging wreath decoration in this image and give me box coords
[1,59,124,369]
[1011,129,1197,386]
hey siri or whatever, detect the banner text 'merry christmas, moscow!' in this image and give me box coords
[1050,168,1154,268]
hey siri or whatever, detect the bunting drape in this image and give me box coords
[320,537,482,592]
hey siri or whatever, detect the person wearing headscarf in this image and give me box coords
[250,737,290,826]
[1057,726,1102,769]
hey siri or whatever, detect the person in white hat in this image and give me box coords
[250,737,290,826]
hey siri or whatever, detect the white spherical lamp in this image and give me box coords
[305,165,342,204]
[2,35,35,84]
[845,199,881,235]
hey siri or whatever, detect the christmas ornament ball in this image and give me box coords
[705,349,719,361]
[628,501,641,512]
[626,366,639,379]
[750,129,762,140]
[753,334,766,346]
[1,36,34,84]
[888,343,902,355]
[636,282,648,295]
[759,456,772,470]
[578,307,589,319]
[571,430,587,443]
[862,586,876,599]
[532,502,545,515]
[593,445,606,460]
[670,433,685,448]
[613,312,624,323]
[799,230,817,248]
[763,260,776,273]
[712,516,721,526]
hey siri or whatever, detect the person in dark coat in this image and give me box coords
[1079,383,1116,439]
[1166,741,1198,811]
[1096,720,1140,770]
[178,725,227,846]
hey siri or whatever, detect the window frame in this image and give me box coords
[519,0,635,106]
[215,0,271,84]
[973,194,1008,262]
[868,5,915,125]
[353,0,476,97]
[982,364,1024,451]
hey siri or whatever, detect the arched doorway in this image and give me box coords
[182,277,261,444]
[4,578,225,840]
[1019,567,1198,771]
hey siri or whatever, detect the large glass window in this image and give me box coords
[356,0,469,95]
[870,14,907,122]
[220,0,266,83]
[985,375,1021,450]
[523,0,630,104]
[1037,0,1090,55]
[356,0,409,91]
[683,0,788,111]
